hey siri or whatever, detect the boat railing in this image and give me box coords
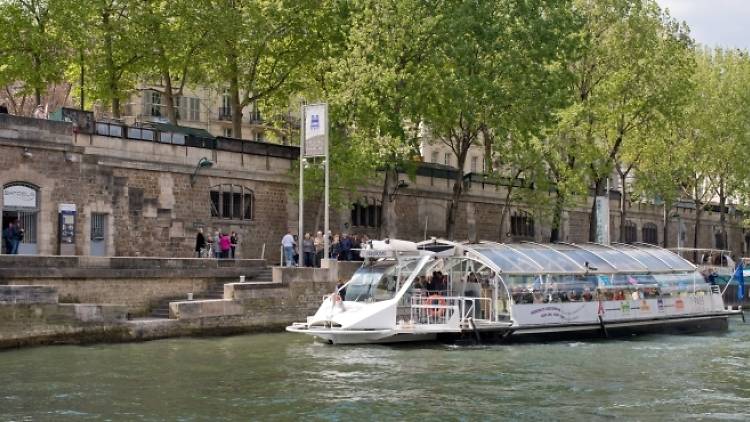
[410,294,457,325]
[410,295,492,326]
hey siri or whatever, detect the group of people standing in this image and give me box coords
[281,229,371,267]
[194,228,238,259]
[2,220,24,255]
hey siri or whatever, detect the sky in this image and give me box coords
[657,0,750,50]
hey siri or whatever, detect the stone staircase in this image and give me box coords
[147,267,274,319]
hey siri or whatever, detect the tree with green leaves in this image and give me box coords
[59,0,145,117]
[203,0,320,139]
[308,0,443,238]
[0,0,69,108]
[570,0,695,242]
[134,0,209,124]
[690,48,750,249]
[420,0,578,240]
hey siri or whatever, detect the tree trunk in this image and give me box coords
[228,47,243,139]
[718,181,727,250]
[79,49,85,111]
[32,54,42,107]
[162,72,177,124]
[550,192,565,243]
[446,140,470,240]
[693,204,702,263]
[662,205,669,248]
[619,171,627,243]
[379,167,399,238]
[313,198,324,234]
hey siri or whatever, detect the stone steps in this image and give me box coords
[146,267,273,319]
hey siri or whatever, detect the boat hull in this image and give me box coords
[288,312,736,345]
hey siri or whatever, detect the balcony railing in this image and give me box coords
[218,107,232,121]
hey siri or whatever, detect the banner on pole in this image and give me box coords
[303,103,327,157]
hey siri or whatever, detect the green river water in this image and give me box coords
[2,321,750,421]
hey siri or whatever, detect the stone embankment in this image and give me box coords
[0,256,360,349]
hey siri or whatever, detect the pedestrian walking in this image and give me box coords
[213,230,221,259]
[314,231,324,267]
[230,231,238,258]
[219,232,232,259]
[281,229,296,267]
[195,228,206,257]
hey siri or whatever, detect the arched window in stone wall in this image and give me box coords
[351,198,381,228]
[642,223,658,245]
[511,210,534,239]
[209,184,253,220]
[624,220,637,244]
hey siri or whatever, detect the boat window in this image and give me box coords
[640,248,695,272]
[344,260,418,303]
[615,246,673,271]
[552,248,616,273]
[512,245,583,272]
[474,247,541,273]
[652,272,704,297]
[578,245,648,272]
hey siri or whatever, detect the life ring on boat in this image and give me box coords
[425,294,446,318]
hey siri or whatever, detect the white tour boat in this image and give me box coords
[286,239,742,344]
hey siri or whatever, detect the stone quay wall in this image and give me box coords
[0,256,266,316]
[0,261,361,349]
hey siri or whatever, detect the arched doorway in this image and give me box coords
[2,183,39,255]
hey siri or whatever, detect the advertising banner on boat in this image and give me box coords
[512,296,716,325]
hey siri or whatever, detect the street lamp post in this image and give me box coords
[190,157,214,186]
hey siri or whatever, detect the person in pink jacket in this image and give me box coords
[219,232,232,259]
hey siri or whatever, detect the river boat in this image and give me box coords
[286,239,742,344]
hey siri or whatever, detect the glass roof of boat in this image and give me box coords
[468,242,695,274]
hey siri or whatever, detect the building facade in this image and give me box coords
[1,114,747,259]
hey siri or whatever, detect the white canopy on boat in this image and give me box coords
[459,242,697,275]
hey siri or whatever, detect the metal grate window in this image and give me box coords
[624,220,637,244]
[209,185,253,220]
[91,213,106,241]
[19,211,37,244]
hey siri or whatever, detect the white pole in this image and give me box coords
[324,103,330,266]
[298,103,305,267]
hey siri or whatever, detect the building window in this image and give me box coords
[624,220,637,244]
[209,185,253,220]
[249,101,262,122]
[219,91,232,120]
[642,223,658,245]
[471,156,478,173]
[223,127,232,138]
[714,227,726,250]
[254,132,264,143]
[143,90,162,117]
[430,151,439,163]
[351,202,381,228]
[444,152,451,167]
[176,96,200,121]
[511,211,534,238]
